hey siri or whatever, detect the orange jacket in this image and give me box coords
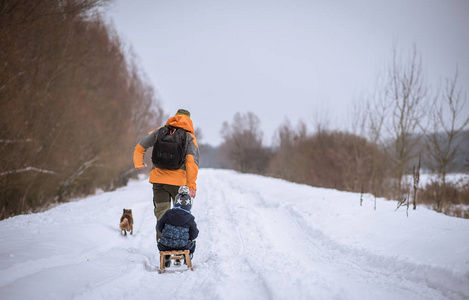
[133,115,199,190]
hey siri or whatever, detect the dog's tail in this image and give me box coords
[120,218,129,230]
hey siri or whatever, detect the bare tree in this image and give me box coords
[412,156,421,210]
[311,104,333,134]
[220,112,268,173]
[423,70,469,211]
[383,46,427,199]
[355,74,391,197]
[268,119,307,181]
[348,99,375,193]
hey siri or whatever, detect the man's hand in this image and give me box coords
[136,163,147,170]
[189,189,196,198]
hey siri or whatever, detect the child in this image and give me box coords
[157,186,198,267]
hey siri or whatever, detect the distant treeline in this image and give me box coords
[200,130,469,177]
[200,126,468,218]
[199,45,469,218]
[0,0,165,219]
[204,46,469,218]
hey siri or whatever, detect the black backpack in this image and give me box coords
[151,125,187,170]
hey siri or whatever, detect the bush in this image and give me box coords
[268,130,391,195]
[419,180,469,218]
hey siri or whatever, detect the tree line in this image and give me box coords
[205,46,469,218]
[0,0,164,219]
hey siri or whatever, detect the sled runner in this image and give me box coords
[158,250,193,273]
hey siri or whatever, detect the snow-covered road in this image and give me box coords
[1,169,468,299]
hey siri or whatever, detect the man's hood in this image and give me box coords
[166,115,194,134]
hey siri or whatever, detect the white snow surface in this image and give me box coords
[1,169,468,300]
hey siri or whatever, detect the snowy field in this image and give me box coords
[0,169,468,300]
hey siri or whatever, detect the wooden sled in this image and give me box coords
[159,250,193,273]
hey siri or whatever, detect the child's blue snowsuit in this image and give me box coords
[157,207,198,254]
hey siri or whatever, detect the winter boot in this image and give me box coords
[164,255,171,268]
[184,253,193,265]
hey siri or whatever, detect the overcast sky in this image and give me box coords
[104,0,469,146]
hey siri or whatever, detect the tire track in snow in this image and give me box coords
[221,176,344,300]
[71,189,172,299]
[284,203,469,300]
[223,171,468,300]
[187,170,339,299]
[0,180,159,299]
[190,170,275,300]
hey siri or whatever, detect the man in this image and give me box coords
[133,109,199,240]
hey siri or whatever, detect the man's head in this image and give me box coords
[175,109,190,118]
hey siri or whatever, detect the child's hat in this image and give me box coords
[174,186,192,211]
[178,185,190,195]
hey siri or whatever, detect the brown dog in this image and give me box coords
[119,209,133,236]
